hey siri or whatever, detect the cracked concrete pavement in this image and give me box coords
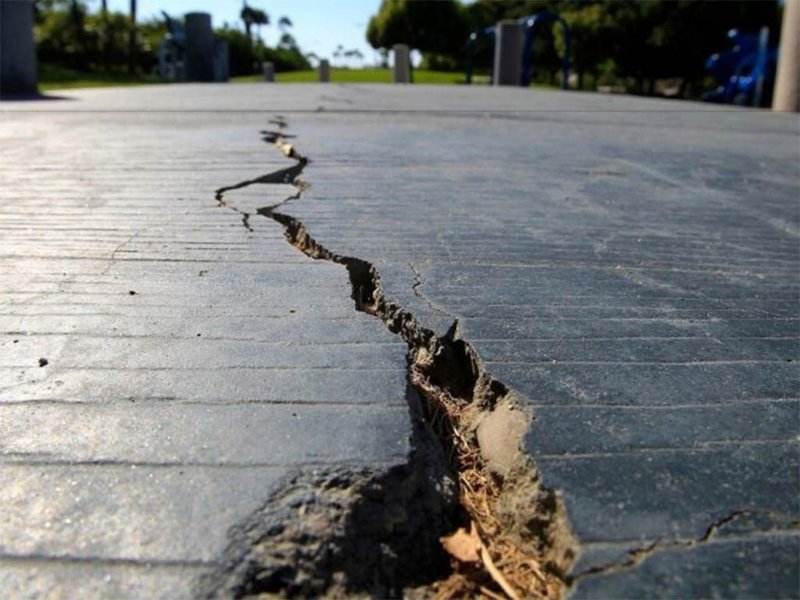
[1,84,798,598]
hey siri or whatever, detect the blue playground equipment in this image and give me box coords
[704,29,777,106]
[465,12,572,89]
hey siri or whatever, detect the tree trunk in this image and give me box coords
[101,0,110,73]
[128,0,137,76]
[70,0,85,70]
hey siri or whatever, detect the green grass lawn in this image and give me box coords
[232,68,479,85]
[38,65,163,91]
[38,65,491,90]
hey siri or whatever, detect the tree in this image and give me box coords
[278,16,293,33]
[333,44,344,66]
[279,32,298,51]
[101,0,111,71]
[241,4,269,44]
[128,0,136,75]
[366,0,468,57]
[554,2,619,90]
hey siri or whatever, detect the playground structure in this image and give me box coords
[704,28,777,107]
[156,11,229,83]
[157,11,186,81]
[465,12,571,89]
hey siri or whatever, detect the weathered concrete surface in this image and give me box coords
[286,91,800,598]
[0,92,408,597]
[1,84,798,598]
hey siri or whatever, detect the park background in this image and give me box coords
[34,0,786,102]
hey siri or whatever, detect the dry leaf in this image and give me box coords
[440,524,482,564]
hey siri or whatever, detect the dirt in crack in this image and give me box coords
[202,124,576,599]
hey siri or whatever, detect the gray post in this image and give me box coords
[213,39,229,82]
[184,12,214,82]
[0,0,38,94]
[393,44,410,83]
[262,62,275,82]
[493,21,524,87]
[773,0,800,112]
[753,27,770,108]
[318,59,330,83]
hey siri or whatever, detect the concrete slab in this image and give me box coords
[1,84,798,597]
[0,94,410,596]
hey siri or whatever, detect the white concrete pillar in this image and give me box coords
[493,21,524,87]
[318,59,330,83]
[773,0,800,112]
[263,62,275,82]
[185,12,214,82]
[0,0,38,94]
[393,44,410,84]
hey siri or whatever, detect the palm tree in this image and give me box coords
[349,49,364,68]
[279,32,298,51]
[241,4,269,44]
[278,16,292,33]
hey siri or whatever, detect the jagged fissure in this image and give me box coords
[207,123,576,599]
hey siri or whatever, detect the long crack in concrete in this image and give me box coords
[200,122,577,599]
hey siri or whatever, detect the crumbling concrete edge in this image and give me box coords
[200,120,578,599]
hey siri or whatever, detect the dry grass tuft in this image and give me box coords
[410,364,563,600]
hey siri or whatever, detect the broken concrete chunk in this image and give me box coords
[476,399,529,477]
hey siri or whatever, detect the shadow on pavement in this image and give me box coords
[0,91,73,101]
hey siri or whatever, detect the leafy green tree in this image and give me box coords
[554,2,618,90]
[215,25,310,75]
[366,0,468,57]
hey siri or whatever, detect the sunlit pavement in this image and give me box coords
[0,84,797,598]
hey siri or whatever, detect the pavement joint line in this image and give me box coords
[0,399,410,407]
[577,527,800,549]
[0,554,214,568]
[203,120,576,598]
[572,511,800,582]
[0,458,405,469]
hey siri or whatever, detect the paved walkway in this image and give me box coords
[1,84,798,598]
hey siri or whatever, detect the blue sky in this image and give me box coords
[104,0,383,64]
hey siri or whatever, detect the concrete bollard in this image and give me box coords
[185,12,214,82]
[262,62,275,82]
[318,59,330,83]
[0,0,38,94]
[493,21,524,87]
[214,39,229,82]
[393,44,411,83]
[773,0,800,112]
